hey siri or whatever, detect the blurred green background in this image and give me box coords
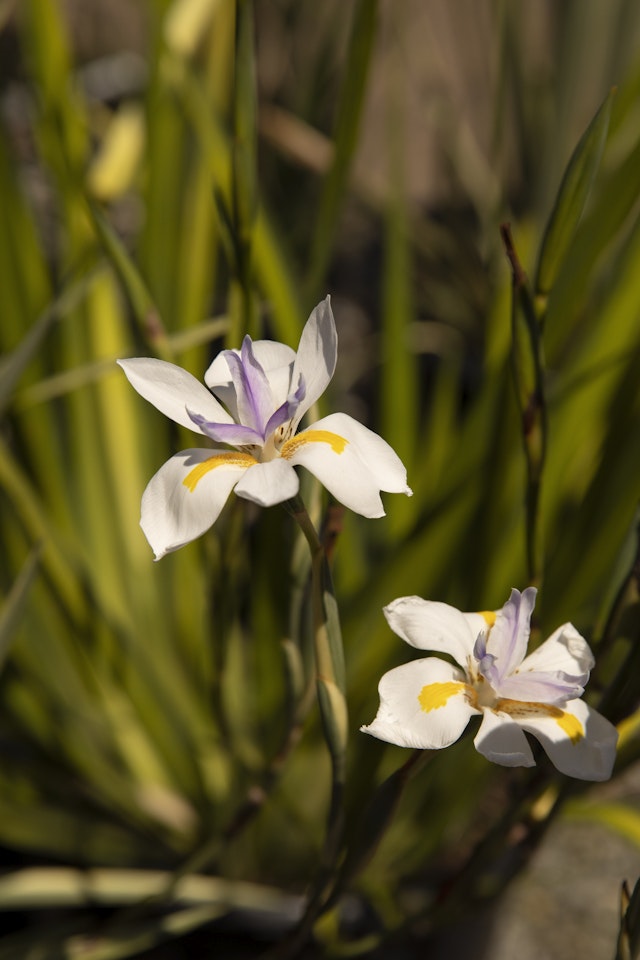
[2,0,640,956]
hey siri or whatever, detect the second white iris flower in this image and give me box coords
[362,588,618,781]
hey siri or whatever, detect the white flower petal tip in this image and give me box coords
[120,299,413,556]
[284,412,411,519]
[365,588,618,782]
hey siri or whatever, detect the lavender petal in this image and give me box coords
[486,587,537,684]
[219,339,274,437]
[264,374,306,438]
[187,409,263,447]
[494,669,586,705]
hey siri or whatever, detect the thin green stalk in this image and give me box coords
[277,494,348,955]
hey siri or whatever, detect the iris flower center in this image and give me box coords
[252,421,294,462]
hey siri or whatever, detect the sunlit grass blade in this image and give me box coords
[86,102,146,203]
[0,799,170,868]
[535,89,614,301]
[565,800,640,849]
[541,212,640,625]
[0,124,51,350]
[0,436,85,618]
[19,0,87,189]
[88,204,171,358]
[15,316,229,410]
[544,133,640,360]
[0,265,106,414]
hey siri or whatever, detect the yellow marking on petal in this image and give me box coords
[281,430,348,459]
[495,699,584,744]
[555,712,584,744]
[418,681,467,712]
[478,610,497,627]
[183,453,256,492]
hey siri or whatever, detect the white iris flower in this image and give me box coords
[119,298,412,559]
[362,588,618,781]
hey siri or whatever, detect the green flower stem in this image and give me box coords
[280,493,349,952]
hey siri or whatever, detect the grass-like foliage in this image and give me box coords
[1,1,640,957]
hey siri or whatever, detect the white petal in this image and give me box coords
[140,448,250,559]
[383,596,479,669]
[463,612,494,645]
[361,658,477,750]
[518,623,594,679]
[234,459,300,507]
[290,297,337,425]
[251,341,297,405]
[474,709,536,767]
[284,413,411,518]
[318,413,411,493]
[118,358,232,433]
[517,699,618,782]
[205,341,296,413]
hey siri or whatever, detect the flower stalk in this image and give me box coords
[281,493,349,948]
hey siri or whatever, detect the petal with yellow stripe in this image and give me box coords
[509,698,617,782]
[285,412,411,519]
[361,657,478,750]
[141,448,252,560]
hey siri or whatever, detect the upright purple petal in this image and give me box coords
[224,338,274,436]
[204,341,296,416]
[486,587,537,683]
[264,375,306,438]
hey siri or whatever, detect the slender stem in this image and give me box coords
[276,494,349,956]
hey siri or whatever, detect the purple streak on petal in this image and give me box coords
[477,655,500,691]
[473,634,487,661]
[264,374,306,438]
[487,587,537,683]
[187,409,263,446]
[494,670,586,705]
[220,337,274,437]
[475,631,505,691]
